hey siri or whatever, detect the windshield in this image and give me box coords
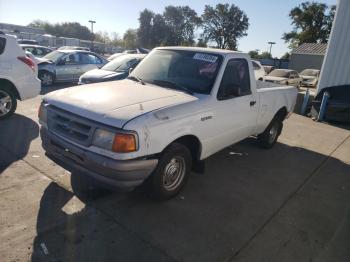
[130,49,223,94]
[102,55,141,72]
[268,69,289,77]
[43,50,64,63]
[300,69,319,77]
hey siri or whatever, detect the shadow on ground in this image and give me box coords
[0,114,39,173]
[30,138,350,262]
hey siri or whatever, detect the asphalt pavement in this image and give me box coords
[0,84,349,262]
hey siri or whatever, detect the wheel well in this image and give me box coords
[275,107,288,121]
[0,79,20,100]
[172,135,202,161]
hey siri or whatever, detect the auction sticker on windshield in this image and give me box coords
[193,53,218,63]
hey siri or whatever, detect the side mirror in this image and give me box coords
[128,68,133,75]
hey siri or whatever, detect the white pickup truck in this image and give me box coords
[39,47,297,199]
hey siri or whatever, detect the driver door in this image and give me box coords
[55,53,81,82]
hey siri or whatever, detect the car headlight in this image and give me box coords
[38,102,48,124]
[92,128,138,153]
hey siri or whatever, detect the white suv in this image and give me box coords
[0,33,41,119]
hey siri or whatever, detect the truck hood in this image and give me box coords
[44,79,197,128]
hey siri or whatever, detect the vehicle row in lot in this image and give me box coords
[0,33,40,119]
[39,47,298,200]
[263,68,320,88]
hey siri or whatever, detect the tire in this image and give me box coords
[39,71,54,86]
[257,117,283,149]
[146,142,192,200]
[0,86,17,120]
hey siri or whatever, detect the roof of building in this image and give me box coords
[292,43,328,55]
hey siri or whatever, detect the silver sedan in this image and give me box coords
[38,50,107,86]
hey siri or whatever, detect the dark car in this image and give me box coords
[20,44,53,58]
[38,50,108,86]
[78,54,146,85]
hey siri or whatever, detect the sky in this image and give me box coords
[0,0,337,57]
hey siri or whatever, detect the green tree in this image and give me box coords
[201,3,249,50]
[259,51,272,59]
[123,29,138,49]
[163,5,201,46]
[283,2,336,46]
[137,9,155,48]
[248,50,260,59]
[151,14,168,46]
[280,52,290,60]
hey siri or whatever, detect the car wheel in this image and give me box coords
[39,71,54,86]
[0,86,17,120]
[146,142,192,200]
[257,117,282,149]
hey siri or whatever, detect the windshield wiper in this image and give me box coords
[152,79,194,95]
[128,75,145,85]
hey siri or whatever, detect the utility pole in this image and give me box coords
[88,20,96,49]
[268,41,276,57]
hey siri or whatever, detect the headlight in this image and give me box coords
[92,128,137,153]
[38,102,48,124]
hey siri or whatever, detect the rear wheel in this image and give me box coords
[39,71,54,86]
[0,86,17,120]
[257,117,282,149]
[146,143,192,200]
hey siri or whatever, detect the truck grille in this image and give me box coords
[48,107,95,146]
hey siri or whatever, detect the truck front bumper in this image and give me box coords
[40,127,158,190]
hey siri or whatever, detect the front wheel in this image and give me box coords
[257,118,282,149]
[39,71,54,86]
[145,143,192,200]
[0,86,17,120]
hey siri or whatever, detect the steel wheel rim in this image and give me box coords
[268,122,279,144]
[0,90,12,117]
[41,73,52,85]
[163,156,186,191]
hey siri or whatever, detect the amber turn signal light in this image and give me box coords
[112,134,137,153]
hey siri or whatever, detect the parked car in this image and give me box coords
[79,54,146,85]
[39,46,298,199]
[58,46,90,51]
[107,52,125,61]
[252,60,266,80]
[264,69,302,87]
[17,39,39,45]
[300,69,320,88]
[0,33,40,119]
[38,50,107,86]
[20,44,53,58]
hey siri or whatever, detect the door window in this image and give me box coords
[217,59,251,100]
[252,61,260,70]
[80,53,101,64]
[62,53,79,65]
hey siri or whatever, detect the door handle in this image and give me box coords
[250,101,256,106]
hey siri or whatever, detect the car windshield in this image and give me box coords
[130,49,223,94]
[42,50,64,63]
[300,69,319,77]
[102,55,141,72]
[268,70,289,77]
